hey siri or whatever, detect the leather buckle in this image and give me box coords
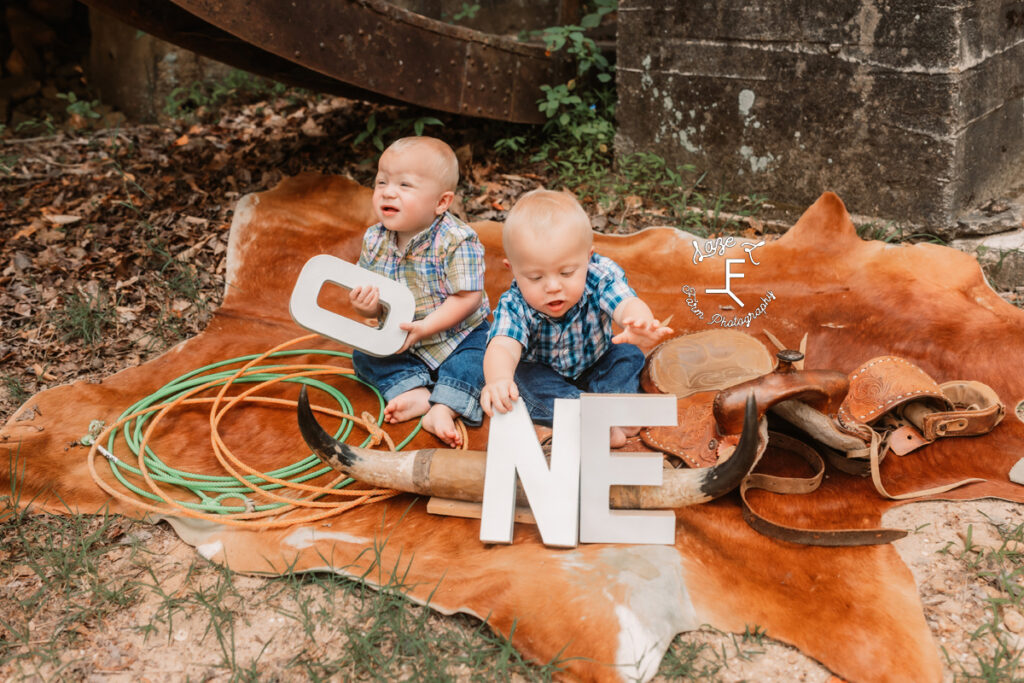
[934,417,969,435]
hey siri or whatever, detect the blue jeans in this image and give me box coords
[514,343,645,426]
[351,321,488,426]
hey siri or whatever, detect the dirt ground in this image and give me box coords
[3,86,1024,680]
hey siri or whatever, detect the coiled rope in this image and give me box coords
[87,334,466,528]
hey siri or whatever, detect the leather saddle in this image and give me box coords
[639,330,1005,545]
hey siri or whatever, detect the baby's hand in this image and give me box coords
[397,320,429,353]
[350,285,381,318]
[480,380,519,416]
[612,317,674,347]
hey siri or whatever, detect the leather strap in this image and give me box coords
[915,380,1005,440]
[740,432,908,546]
[864,430,985,500]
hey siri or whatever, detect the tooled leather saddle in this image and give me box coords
[639,330,1005,545]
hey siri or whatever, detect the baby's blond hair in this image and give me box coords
[384,136,459,191]
[503,189,593,260]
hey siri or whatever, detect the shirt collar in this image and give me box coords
[390,214,444,257]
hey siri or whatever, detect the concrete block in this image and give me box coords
[616,0,1024,240]
[951,191,1024,291]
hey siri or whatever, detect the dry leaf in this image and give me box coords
[116,307,138,323]
[43,214,81,225]
[36,228,65,244]
[300,118,326,137]
[12,221,42,240]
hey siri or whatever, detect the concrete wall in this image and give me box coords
[616,1,1024,237]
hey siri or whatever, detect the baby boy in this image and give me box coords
[480,189,672,447]
[349,136,488,447]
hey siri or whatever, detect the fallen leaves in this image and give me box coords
[42,213,81,225]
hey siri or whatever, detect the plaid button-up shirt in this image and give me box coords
[488,253,636,379]
[358,212,489,369]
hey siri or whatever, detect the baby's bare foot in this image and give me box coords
[384,387,431,423]
[609,426,640,449]
[421,403,461,447]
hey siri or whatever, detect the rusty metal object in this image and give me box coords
[81,0,568,122]
[84,0,569,123]
[82,0,401,104]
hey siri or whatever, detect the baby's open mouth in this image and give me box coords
[380,205,398,215]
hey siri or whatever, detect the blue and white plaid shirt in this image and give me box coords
[488,253,636,379]
[358,212,489,369]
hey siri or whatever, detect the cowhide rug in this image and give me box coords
[3,173,1023,682]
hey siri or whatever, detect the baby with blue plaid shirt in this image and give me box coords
[481,189,673,447]
[349,137,489,447]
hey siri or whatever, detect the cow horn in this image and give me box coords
[296,387,763,508]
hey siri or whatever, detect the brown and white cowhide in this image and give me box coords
[3,173,1024,682]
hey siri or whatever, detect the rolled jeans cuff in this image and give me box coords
[431,380,483,426]
[379,371,431,403]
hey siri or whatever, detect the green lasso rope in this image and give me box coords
[94,349,420,515]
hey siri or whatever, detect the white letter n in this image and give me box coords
[480,399,581,548]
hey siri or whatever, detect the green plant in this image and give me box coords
[51,290,117,345]
[353,112,444,152]
[452,2,480,21]
[0,152,17,176]
[14,115,56,137]
[657,624,768,679]
[163,69,289,120]
[0,501,146,671]
[148,239,206,305]
[56,91,101,120]
[1,374,30,406]
[941,518,1024,681]
[493,1,616,179]
[493,134,528,155]
[856,220,895,242]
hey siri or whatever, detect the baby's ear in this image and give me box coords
[435,190,455,215]
[502,258,511,270]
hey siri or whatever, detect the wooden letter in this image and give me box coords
[480,399,581,547]
[578,394,676,544]
[289,254,415,356]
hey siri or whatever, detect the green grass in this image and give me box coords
[148,238,205,304]
[855,219,947,245]
[0,481,568,680]
[1,375,30,407]
[163,69,291,121]
[940,518,1024,682]
[49,289,117,345]
[658,624,767,680]
[0,497,148,675]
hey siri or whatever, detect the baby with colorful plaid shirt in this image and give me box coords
[480,189,673,447]
[349,137,489,447]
